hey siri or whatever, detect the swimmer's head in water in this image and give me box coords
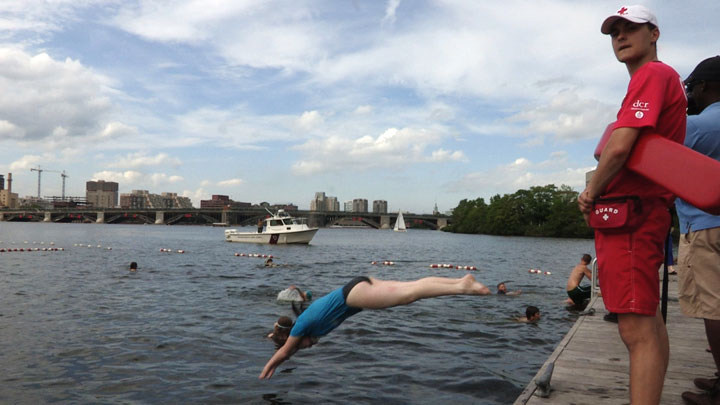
[271,316,293,349]
[305,291,312,301]
[496,282,507,293]
[526,306,540,321]
[129,261,138,271]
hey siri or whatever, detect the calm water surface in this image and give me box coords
[0,222,595,404]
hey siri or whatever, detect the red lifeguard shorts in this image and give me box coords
[595,203,669,316]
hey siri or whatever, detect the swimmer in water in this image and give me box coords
[497,282,521,296]
[129,261,137,272]
[277,285,312,302]
[259,274,491,379]
[516,306,541,323]
[267,316,293,349]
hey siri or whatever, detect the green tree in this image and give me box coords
[446,184,593,238]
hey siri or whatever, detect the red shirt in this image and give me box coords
[598,61,687,203]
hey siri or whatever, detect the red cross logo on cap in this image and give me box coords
[617,6,628,15]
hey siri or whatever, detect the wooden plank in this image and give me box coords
[515,276,716,404]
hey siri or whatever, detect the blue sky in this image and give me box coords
[1,1,718,213]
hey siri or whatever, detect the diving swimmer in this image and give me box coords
[259,274,491,379]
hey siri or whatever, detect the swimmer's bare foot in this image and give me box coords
[460,274,491,295]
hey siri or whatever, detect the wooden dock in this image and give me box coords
[515,276,716,404]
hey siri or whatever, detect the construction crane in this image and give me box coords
[60,171,69,201]
[29,166,60,199]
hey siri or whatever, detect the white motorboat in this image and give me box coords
[224,209,319,244]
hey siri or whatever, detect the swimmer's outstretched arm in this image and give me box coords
[259,336,302,379]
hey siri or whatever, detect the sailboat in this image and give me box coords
[393,211,407,232]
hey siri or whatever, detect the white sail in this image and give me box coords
[394,211,407,232]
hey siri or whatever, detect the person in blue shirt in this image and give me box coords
[675,55,720,405]
[259,274,491,379]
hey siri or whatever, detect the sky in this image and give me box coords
[1,1,718,214]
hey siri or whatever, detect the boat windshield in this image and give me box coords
[292,218,306,225]
[269,219,283,226]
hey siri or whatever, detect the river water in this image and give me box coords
[0,222,595,404]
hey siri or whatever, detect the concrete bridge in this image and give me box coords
[0,208,450,230]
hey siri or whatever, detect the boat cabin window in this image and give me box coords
[270,219,283,226]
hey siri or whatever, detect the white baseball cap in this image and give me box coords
[601,5,658,35]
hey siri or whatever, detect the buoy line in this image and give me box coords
[234,253,273,258]
[429,263,477,270]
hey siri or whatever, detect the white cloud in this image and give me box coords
[382,0,402,25]
[505,89,616,142]
[10,154,44,170]
[90,170,182,187]
[99,122,137,139]
[0,46,114,141]
[92,170,144,184]
[291,160,323,176]
[354,105,373,115]
[428,149,466,163]
[149,173,183,184]
[182,187,210,207]
[447,155,594,197]
[218,178,243,186]
[0,119,23,138]
[295,110,323,131]
[109,152,182,169]
[291,126,464,175]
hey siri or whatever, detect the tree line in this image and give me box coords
[445,184,594,238]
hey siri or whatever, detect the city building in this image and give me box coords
[0,173,19,208]
[86,180,119,208]
[310,192,339,211]
[161,192,193,209]
[352,198,368,213]
[310,192,325,211]
[326,196,340,211]
[18,196,52,209]
[264,203,299,211]
[344,200,353,212]
[119,190,193,209]
[200,195,251,209]
[372,200,388,214]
